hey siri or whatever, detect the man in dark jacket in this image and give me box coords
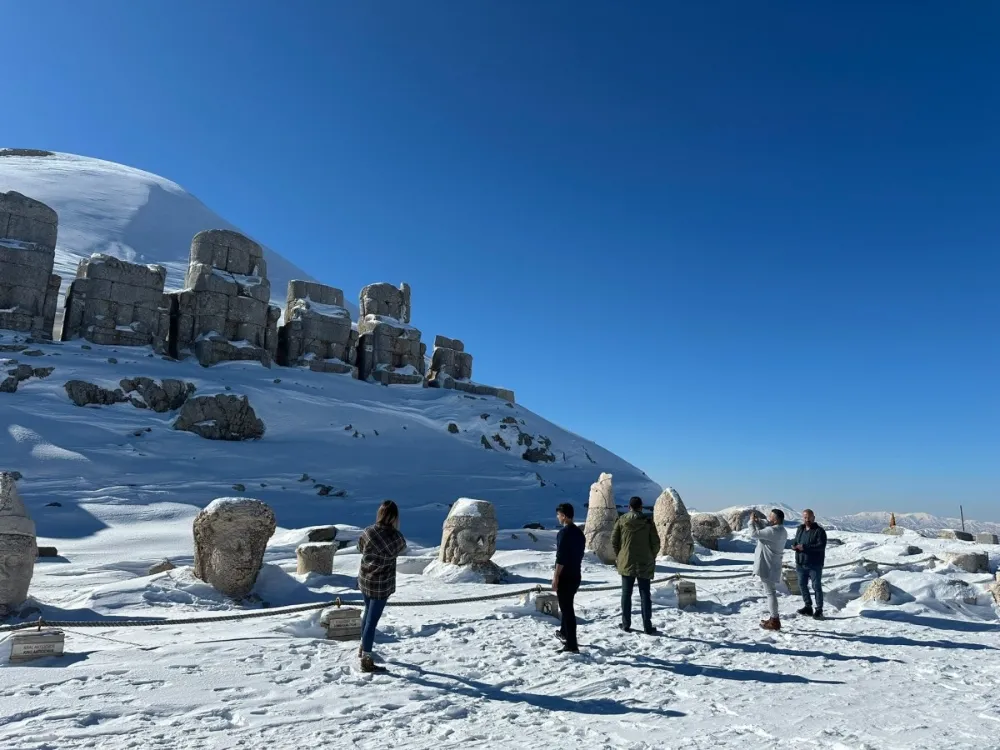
[611,496,661,634]
[553,502,585,654]
[792,508,827,620]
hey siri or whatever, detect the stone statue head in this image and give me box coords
[439,498,498,566]
[0,472,37,615]
[192,498,276,599]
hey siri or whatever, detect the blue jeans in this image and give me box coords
[621,575,653,631]
[797,566,823,611]
[361,596,388,654]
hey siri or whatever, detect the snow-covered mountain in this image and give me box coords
[0,149,321,311]
[823,510,1000,536]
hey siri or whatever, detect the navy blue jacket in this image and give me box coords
[556,523,586,576]
[793,524,827,569]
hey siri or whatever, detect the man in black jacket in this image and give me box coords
[792,508,827,619]
[553,502,585,654]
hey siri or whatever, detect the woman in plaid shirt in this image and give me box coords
[357,500,407,673]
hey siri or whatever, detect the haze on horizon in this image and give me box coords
[2,2,997,521]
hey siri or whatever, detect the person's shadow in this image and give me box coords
[606,655,846,685]
[387,661,685,717]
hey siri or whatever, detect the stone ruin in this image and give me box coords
[356,282,426,385]
[0,472,37,617]
[439,498,504,582]
[276,280,358,375]
[193,497,276,599]
[426,335,515,403]
[169,230,279,367]
[583,472,618,565]
[0,191,61,339]
[653,487,694,563]
[61,254,170,350]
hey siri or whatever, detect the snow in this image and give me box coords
[0,151,335,313]
[448,497,488,517]
[302,298,350,319]
[203,497,261,513]
[211,267,264,287]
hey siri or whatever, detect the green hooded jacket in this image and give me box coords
[611,510,661,579]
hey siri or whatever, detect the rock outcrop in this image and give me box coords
[120,377,196,412]
[690,513,732,551]
[168,230,279,367]
[426,334,515,402]
[583,473,618,564]
[64,380,128,407]
[276,280,358,375]
[173,394,265,441]
[0,472,37,616]
[192,498,276,599]
[653,487,694,563]
[61,254,170,350]
[356,282,425,385]
[0,191,61,339]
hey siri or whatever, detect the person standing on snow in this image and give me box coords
[751,509,789,631]
[792,508,828,620]
[611,496,661,634]
[553,502,585,654]
[356,499,407,673]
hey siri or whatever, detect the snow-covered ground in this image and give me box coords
[0,151,318,311]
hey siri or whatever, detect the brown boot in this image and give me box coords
[760,616,781,631]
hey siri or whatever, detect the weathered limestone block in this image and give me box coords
[0,472,37,616]
[653,487,694,563]
[0,192,60,339]
[862,577,891,603]
[61,254,169,350]
[675,579,697,608]
[535,592,560,618]
[167,230,272,366]
[452,381,516,403]
[277,280,358,376]
[939,529,974,542]
[296,542,335,575]
[440,498,498,566]
[173,394,265,441]
[192,498,276,599]
[147,559,176,576]
[975,533,999,545]
[936,552,989,574]
[307,526,338,543]
[883,527,905,536]
[357,299,424,384]
[726,507,766,532]
[321,606,362,640]
[359,281,410,324]
[782,567,800,594]
[584,473,618,564]
[690,513,732,551]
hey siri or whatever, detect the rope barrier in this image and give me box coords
[0,554,944,634]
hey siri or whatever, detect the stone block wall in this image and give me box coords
[276,280,358,375]
[167,230,276,367]
[61,254,170,350]
[0,191,61,339]
[426,333,514,402]
[356,282,424,385]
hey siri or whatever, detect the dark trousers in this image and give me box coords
[557,572,581,648]
[361,595,388,654]
[797,566,824,611]
[621,575,653,631]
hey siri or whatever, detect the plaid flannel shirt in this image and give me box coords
[357,523,407,600]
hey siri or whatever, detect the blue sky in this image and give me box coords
[3,2,997,520]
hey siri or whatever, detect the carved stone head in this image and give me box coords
[193,498,276,599]
[440,498,498,566]
[0,472,36,614]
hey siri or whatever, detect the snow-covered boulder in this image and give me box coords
[690,513,732,551]
[861,577,891,603]
[173,394,265,441]
[0,472,36,616]
[936,552,989,574]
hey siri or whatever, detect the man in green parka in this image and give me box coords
[611,496,661,634]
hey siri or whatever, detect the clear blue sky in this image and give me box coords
[4,2,998,520]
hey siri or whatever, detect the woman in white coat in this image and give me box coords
[750,509,789,631]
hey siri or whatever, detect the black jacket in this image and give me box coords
[556,523,586,576]
[793,523,827,569]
